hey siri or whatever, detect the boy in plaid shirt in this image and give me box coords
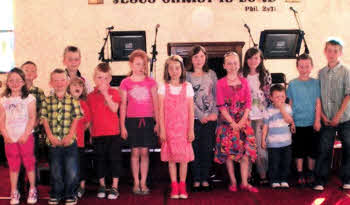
[41,69,82,205]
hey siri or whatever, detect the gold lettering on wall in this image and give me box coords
[88,0,104,4]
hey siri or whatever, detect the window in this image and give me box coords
[0,0,14,73]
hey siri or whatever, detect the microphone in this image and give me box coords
[244,24,250,32]
[155,24,160,32]
[290,7,298,13]
[106,26,114,30]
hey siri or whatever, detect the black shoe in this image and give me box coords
[191,186,201,192]
[201,184,212,192]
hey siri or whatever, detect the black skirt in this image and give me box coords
[126,117,157,148]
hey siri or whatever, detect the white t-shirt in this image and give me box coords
[247,74,266,120]
[0,94,36,142]
[158,82,194,97]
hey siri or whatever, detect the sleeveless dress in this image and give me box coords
[160,83,194,163]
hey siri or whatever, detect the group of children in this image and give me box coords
[0,38,349,205]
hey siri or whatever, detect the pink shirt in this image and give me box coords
[120,76,157,118]
[216,76,251,112]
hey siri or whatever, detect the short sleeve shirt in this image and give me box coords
[120,76,157,118]
[41,93,82,145]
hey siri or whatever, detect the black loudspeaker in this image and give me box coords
[110,31,146,61]
[259,29,304,59]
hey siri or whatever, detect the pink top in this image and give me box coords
[120,77,157,118]
[216,76,251,112]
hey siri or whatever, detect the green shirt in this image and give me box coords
[319,63,350,123]
[41,93,82,145]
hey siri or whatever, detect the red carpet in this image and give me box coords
[0,166,350,205]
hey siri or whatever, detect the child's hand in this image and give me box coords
[200,117,208,124]
[160,131,166,143]
[261,140,266,149]
[290,123,296,134]
[18,134,29,144]
[237,119,248,130]
[121,127,128,140]
[330,114,341,127]
[62,135,72,147]
[154,123,159,136]
[98,83,109,96]
[188,131,195,143]
[3,136,14,144]
[313,120,321,132]
[207,113,218,122]
[321,114,331,126]
[274,102,284,109]
[230,122,240,131]
[49,135,62,147]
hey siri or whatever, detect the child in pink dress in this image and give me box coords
[215,52,258,193]
[158,55,195,199]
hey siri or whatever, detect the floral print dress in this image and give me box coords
[214,77,257,164]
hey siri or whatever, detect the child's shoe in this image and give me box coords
[313,184,324,191]
[280,182,290,189]
[10,190,20,205]
[228,184,237,192]
[77,186,85,199]
[48,198,60,205]
[27,188,38,204]
[107,187,119,200]
[65,196,77,205]
[240,184,259,193]
[97,186,106,198]
[170,182,179,199]
[271,183,281,189]
[178,182,188,199]
[297,172,305,187]
[306,170,315,185]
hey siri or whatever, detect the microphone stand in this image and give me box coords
[150,27,159,78]
[98,27,113,63]
[291,9,309,54]
[245,24,258,48]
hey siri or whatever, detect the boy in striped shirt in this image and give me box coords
[262,84,295,189]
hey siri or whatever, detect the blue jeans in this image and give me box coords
[314,120,350,185]
[49,142,79,199]
[268,145,292,184]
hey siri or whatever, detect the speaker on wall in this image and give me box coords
[110,31,146,61]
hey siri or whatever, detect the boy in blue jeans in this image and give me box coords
[287,54,321,186]
[313,38,350,191]
[262,84,294,189]
[41,69,82,204]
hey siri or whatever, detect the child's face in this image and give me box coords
[168,61,182,81]
[270,90,286,105]
[324,44,342,65]
[130,57,146,76]
[297,59,313,77]
[63,51,81,72]
[21,64,37,82]
[7,73,25,94]
[69,83,83,99]
[247,53,261,71]
[223,55,240,75]
[93,70,111,88]
[192,50,206,70]
[50,73,69,93]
